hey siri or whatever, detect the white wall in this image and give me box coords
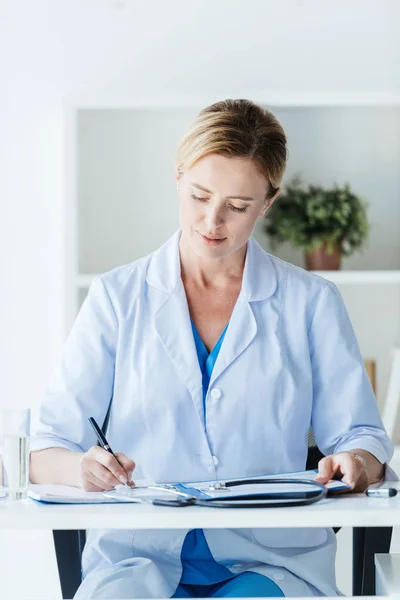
[1,84,66,410]
[77,109,194,273]
[0,85,66,598]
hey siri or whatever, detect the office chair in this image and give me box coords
[53,443,393,599]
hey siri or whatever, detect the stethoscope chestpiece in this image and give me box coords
[208,482,229,492]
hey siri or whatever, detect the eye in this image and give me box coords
[191,193,247,213]
[229,204,248,213]
[190,193,208,202]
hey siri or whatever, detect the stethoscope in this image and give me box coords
[151,478,327,508]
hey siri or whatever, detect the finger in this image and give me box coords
[114,453,136,481]
[314,456,333,483]
[81,481,104,492]
[340,460,360,490]
[335,452,365,490]
[91,447,129,483]
[86,461,125,488]
[314,456,339,484]
[88,471,117,491]
[81,472,114,492]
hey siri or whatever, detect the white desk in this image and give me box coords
[1,485,400,529]
[1,488,398,599]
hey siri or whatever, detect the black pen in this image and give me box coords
[366,487,397,498]
[88,416,129,486]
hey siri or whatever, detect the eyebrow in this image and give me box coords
[190,182,255,201]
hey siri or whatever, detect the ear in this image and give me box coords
[258,187,280,218]
[176,172,182,193]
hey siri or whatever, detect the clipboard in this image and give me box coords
[103,469,349,503]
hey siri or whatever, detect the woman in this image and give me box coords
[30,99,393,599]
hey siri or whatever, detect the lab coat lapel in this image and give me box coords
[209,237,278,387]
[153,286,204,419]
[208,296,257,387]
[148,231,204,425]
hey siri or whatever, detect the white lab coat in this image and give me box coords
[31,230,394,598]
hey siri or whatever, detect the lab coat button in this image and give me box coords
[212,455,219,466]
[211,388,222,399]
[273,572,284,580]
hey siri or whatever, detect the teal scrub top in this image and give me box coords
[179,320,231,585]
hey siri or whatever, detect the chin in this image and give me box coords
[195,239,234,259]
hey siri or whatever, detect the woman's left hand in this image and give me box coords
[314,451,369,493]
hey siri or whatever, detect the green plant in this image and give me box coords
[264,175,369,256]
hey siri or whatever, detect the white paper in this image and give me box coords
[28,480,160,503]
[28,483,114,503]
[103,485,184,502]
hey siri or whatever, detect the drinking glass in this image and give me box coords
[0,409,31,500]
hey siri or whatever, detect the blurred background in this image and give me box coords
[1,1,400,597]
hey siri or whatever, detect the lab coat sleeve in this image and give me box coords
[31,276,117,454]
[308,281,393,465]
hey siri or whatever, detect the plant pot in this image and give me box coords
[305,242,341,270]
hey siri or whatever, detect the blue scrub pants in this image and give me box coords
[172,572,285,597]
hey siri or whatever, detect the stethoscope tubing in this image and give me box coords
[152,478,327,508]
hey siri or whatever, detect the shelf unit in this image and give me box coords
[68,100,400,414]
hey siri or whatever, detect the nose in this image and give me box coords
[204,204,224,230]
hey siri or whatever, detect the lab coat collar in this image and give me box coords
[146,229,278,301]
[146,230,182,295]
[241,235,278,302]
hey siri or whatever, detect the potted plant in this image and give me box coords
[264,175,369,270]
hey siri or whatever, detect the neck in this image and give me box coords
[179,233,246,289]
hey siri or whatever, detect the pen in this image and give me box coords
[88,416,129,486]
[365,487,397,498]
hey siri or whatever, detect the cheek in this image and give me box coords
[179,198,201,225]
[233,210,259,231]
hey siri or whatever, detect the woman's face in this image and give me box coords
[177,153,279,260]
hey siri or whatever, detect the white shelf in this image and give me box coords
[77,274,98,288]
[76,270,400,289]
[311,270,400,285]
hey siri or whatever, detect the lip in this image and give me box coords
[199,232,227,246]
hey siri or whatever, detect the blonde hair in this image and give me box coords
[176,99,287,198]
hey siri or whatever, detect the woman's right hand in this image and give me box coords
[78,446,136,491]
